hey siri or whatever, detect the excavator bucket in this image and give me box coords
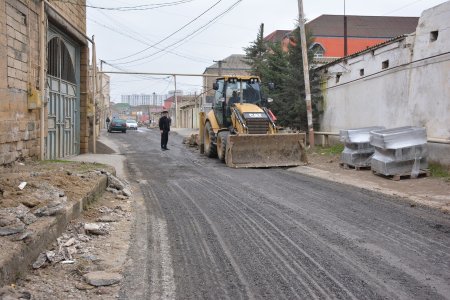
[225,133,308,168]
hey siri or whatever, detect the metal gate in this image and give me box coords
[46,29,80,159]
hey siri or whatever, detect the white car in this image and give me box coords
[126,119,138,130]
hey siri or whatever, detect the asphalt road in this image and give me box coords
[117,128,450,300]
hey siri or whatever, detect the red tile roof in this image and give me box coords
[306,15,419,38]
[163,96,174,109]
[264,30,291,43]
[314,37,386,57]
[265,14,419,58]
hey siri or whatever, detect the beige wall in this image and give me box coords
[0,0,89,164]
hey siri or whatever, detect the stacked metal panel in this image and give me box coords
[370,126,428,177]
[340,127,385,168]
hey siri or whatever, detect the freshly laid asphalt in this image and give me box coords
[98,127,450,300]
[6,126,446,297]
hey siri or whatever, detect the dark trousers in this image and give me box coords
[161,131,169,148]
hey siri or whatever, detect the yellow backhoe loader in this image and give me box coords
[199,76,307,168]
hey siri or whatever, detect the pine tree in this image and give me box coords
[243,23,267,77]
[270,26,316,130]
[261,42,289,124]
[244,22,321,131]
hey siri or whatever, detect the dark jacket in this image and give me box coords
[159,116,171,132]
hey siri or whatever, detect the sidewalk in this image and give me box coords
[68,131,126,178]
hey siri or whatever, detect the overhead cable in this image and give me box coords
[54,0,195,11]
[107,0,223,62]
[88,18,211,63]
[113,0,242,65]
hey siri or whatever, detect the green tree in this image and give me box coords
[244,23,322,131]
[243,23,267,78]
[270,26,318,131]
[260,42,289,119]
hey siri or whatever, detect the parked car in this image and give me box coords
[108,119,127,133]
[126,119,138,130]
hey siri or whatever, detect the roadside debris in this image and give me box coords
[83,271,122,287]
[18,182,27,190]
[105,172,132,198]
[30,204,129,271]
[183,133,199,147]
[0,212,25,236]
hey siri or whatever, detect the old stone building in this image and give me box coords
[0,0,94,164]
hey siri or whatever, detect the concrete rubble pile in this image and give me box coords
[339,127,384,168]
[370,126,428,177]
[105,172,132,198]
[0,170,130,243]
[0,183,68,239]
[32,205,127,270]
[183,134,199,147]
[29,172,131,269]
[0,167,131,294]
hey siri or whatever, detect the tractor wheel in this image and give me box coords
[216,132,228,162]
[204,122,217,158]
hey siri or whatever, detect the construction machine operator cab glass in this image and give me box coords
[212,77,263,127]
[225,78,262,106]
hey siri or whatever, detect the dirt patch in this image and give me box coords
[305,148,450,213]
[0,161,114,209]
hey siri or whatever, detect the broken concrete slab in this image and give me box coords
[83,271,122,287]
[0,213,25,236]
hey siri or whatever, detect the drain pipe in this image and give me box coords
[92,36,97,154]
[39,0,46,160]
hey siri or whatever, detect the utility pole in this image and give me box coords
[297,0,314,147]
[174,75,178,128]
[344,0,348,56]
[100,60,104,129]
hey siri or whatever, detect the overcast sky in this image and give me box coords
[86,0,448,102]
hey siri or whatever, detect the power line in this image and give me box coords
[88,18,211,64]
[112,0,242,66]
[54,0,195,11]
[382,0,427,15]
[107,0,223,62]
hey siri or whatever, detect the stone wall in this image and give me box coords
[0,0,88,164]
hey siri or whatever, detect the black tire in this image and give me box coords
[216,131,228,162]
[123,130,126,133]
[204,121,217,158]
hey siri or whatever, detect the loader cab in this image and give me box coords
[212,77,263,127]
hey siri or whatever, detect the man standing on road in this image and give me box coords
[159,110,171,150]
[106,116,110,129]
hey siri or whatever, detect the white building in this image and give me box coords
[316,2,450,165]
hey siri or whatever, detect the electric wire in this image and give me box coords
[106,0,223,62]
[382,0,427,15]
[88,17,211,64]
[53,0,195,11]
[112,0,242,65]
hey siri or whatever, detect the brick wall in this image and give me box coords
[0,0,88,164]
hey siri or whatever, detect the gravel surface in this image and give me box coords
[114,128,450,299]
